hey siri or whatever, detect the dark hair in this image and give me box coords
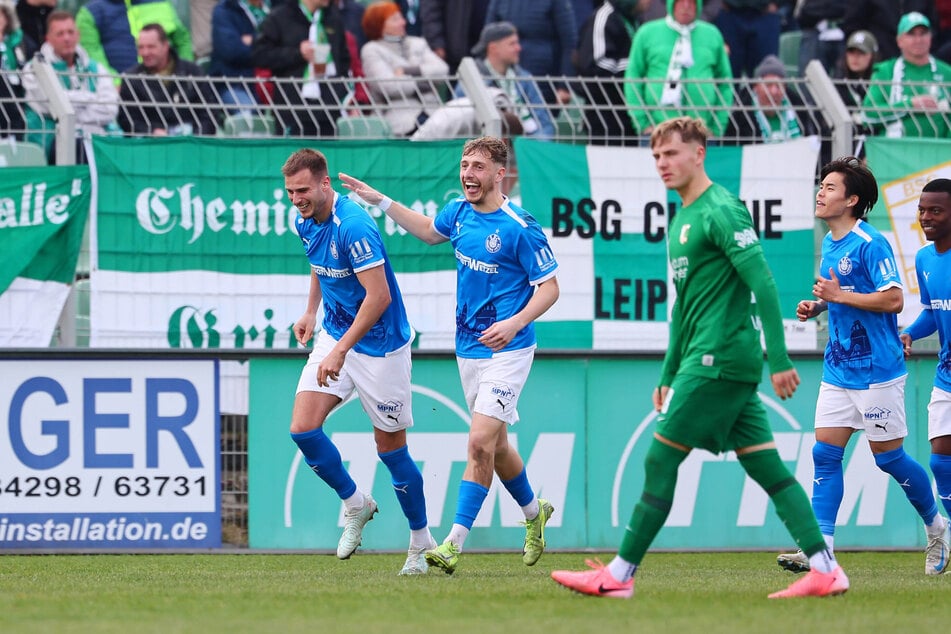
[820,156,878,218]
[139,23,169,44]
[650,116,709,149]
[281,148,329,179]
[923,178,951,197]
[462,136,508,165]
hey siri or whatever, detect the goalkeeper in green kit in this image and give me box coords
[551,116,849,600]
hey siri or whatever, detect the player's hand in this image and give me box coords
[812,268,843,303]
[900,333,913,359]
[338,173,384,206]
[652,386,669,412]
[770,368,800,400]
[796,299,821,321]
[317,348,346,387]
[477,318,520,352]
[293,313,317,346]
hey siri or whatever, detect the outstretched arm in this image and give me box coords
[338,172,447,245]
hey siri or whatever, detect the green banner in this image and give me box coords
[517,137,820,351]
[0,165,89,292]
[248,355,933,550]
[866,137,951,329]
[0,165,90,346]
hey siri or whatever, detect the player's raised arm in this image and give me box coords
[338,172,447,245]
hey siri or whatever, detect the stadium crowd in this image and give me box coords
[0,0,950,161]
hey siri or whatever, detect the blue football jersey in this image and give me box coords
[820,219,905,388]
[907,245,951,392]
[295,193,411,356]
[433,197,558,358]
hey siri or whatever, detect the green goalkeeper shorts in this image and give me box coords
[655,374,775,453]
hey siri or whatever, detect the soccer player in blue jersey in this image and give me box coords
[778,159,950,576]
[339,136,560,575]
[282,149,436,575]
[900,178,951,574]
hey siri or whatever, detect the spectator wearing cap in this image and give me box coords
[843,1,938,62]
[835,30,878,109]
[359,0,448,136]
[863,11,951,138]
[624,0,733,137]
[726,53,817,142]
[411,21,554,139]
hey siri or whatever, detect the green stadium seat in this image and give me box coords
[218,114,276,137]
[0,140,48,167]
[779,30,802,77]
[336,116,392,139]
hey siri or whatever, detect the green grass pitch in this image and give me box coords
[0,551,947,633]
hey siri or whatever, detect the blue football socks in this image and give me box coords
[876,446,938,524]
[931,453,951,517]
[379,445,428,530]
[290,427,357,499]
[811,441,845,536]
[453,480,489,530]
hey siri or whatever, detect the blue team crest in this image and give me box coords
[837,256,853,276]
[485,231,502,253]
[330,240,338,259]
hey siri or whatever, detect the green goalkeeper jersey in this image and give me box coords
[660,182,793,386]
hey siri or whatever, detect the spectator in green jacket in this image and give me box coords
[624,0,733,138]
[862,11,951,138]
[77,0,193,79]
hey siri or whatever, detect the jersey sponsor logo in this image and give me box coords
[671,256,688,281]
[349,238,375,265]
[733,227,758,248]
[863,406,891,421]
[490,383,517,408]
[377,400,404,424]
[680,224,691,244]
[330,240,338,259]
[837,256,853,276]
[485,231,502,253]
[311,264,352,278]
[455,249,499,274]
[930,298,951,310]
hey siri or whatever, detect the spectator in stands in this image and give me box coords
[118,23,218,136]
[843,0,938,62]
[576,0,650,145]
[795,0,846,76]
[1,0,26,138]
[726,54,816,141]
[411,21,554,140]
[420,0,489,74]
[190,0,216,60]
[209,0,270,108]
[715,0,782,78]
[15,0,55,59]
[335,0,368,48]
[835,30,877,110]
[252,0,351,137]
[22,11,119,160]
[624,0,733,138]
[77,0,194,79]
[935,0,951,62]
[863,11,951,138]
[359,1,448,136]
[483,0,578,106]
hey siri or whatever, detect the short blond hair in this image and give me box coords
[650,117,710,149]
[462,136,508,165]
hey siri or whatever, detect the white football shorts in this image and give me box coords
[296,330,413,432]
[814,376,907,442]
[927,386,951,441]
[457,346,535,425]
